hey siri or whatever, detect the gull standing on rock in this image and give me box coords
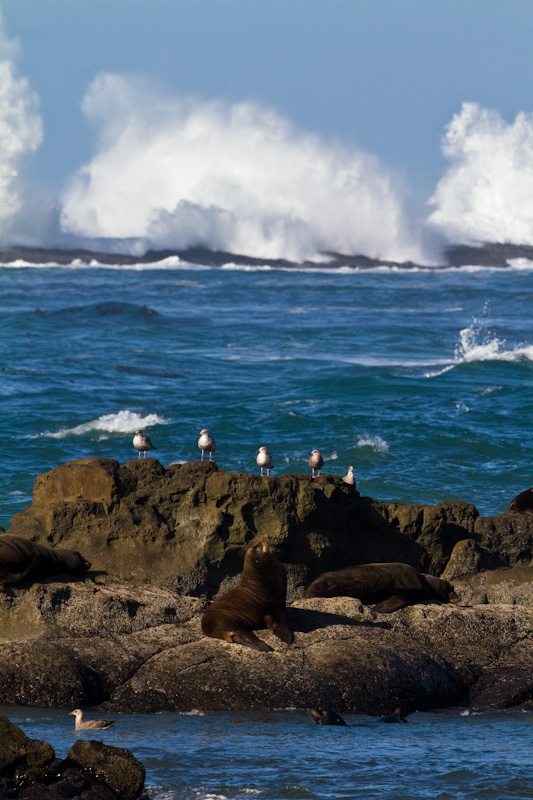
[343,466,356,486]
[256,446,274,476]
[70,709,115,731]
[133,430,156,458]
[198,429,216,461]
[308,449,324,477]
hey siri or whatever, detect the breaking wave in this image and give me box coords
[357,435,390,453]
[59,73,428,264]
[39,410,168,439]
[428,102,533,246]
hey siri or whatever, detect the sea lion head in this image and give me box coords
[71,552,91,575]
[309,708,347,726]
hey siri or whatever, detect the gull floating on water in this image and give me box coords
[343,466,356,486]
[70,708,115,731]
[198,429,216,461]
[256,446,274,476]
[133,429,156,459]
[308,449,324,477]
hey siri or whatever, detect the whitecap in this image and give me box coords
[357,435,389,453]
[456,325,533,363]
[38,409,168,439]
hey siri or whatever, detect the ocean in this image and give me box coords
[1,256,533,797]
[5,706,533,800]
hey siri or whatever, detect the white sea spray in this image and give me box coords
[39,410,168,439]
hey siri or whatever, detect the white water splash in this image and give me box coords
[59,73,429,264]
[40,410,168,439]
[357,435,389,453]
[428,102,533,245]
[455,325,533,363]
[0,11,43,243]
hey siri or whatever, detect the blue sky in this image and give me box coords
[2,0,533,260]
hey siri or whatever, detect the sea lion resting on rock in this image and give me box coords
[509,488,533,515]
[0,534,91,590]
[303,562,460,612]
[201,539,293,651]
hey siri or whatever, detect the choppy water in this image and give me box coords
[2,258,533,529]
[5,706,533,800]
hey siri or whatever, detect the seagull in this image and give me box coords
[308,449,324,477]
[256,446,274,476]
[198,429,216,460]
[70,708,115,731]
[343,466,356,486]
[133,429,156,459]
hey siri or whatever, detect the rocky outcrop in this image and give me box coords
[0,713,147,799]
[9,457,530,598]
[2,457,533,714]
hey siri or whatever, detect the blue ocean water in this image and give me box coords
[2,258,533,529]
[5,706,533,800]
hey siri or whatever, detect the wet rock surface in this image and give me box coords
[0,713,147,799]
[2,458,533,714]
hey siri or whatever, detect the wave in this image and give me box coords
[428,103,533,246]
[425,321,533,378]
[357,436,389,453]
[4,254,533,274]
[38,410,168,439]
[58,73,428,264]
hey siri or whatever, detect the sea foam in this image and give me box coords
[41,410,168,439]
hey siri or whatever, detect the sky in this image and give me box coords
[1,0,533,263]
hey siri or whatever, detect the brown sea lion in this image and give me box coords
[509,488,533,515]
[303,562,460,612]
[0,534,91,590]
[378,707,409,723]
[309,708,348,726]
[201,539,293,651]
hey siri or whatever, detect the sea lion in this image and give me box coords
[0,534,91,590]
[509,488,533,515]
[309,708,348,726]
[378,707,409,723]
[201,539,293,651]
[303,562,460,612]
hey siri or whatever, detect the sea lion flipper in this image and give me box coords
[372,594,412,613]
[229,630,272,652]
[264,615,293,644]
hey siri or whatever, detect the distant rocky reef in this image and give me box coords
[1,457,532,714]
[2,241,533,269]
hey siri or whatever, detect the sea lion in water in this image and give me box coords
[309,708,348,726]
[0,534,91,590]
[303,562,460,612]
[378,707,409,723]
[509,488,533,515]
[201,539,293,651]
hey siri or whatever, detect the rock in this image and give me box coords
[8,457,514,598]
[3,457,533,714]
[67,740,145,800]
[441,539,500,581]
[474,512,533,567]
[0,713,148,799]
[0,714,54,772]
